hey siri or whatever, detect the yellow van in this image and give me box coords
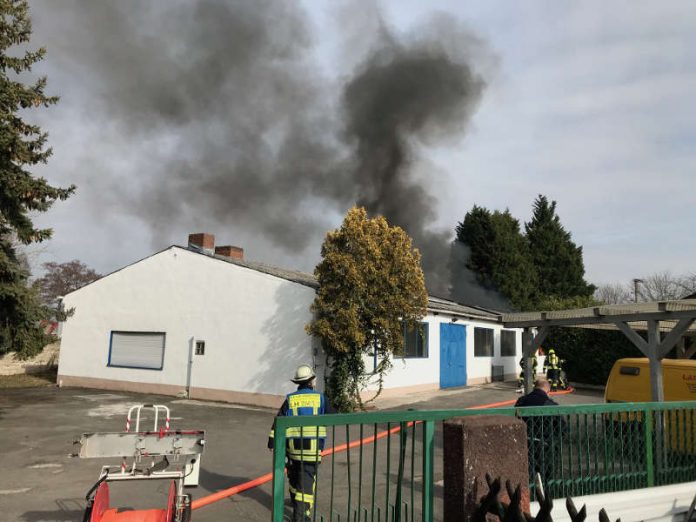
[606,358,696,455]
[605,358,696,403]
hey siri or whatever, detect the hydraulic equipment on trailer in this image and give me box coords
[76,404,206,522]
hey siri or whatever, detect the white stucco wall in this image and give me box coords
[366,315,522,391]
[59,246,522,403]
[466,322,522,383]
[58,247,318,399]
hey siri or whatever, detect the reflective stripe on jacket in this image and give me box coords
[268,387,328,462]
[545,353,559,369]
[286,389,327,462]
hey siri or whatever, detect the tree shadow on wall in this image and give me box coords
[254,282,317,397]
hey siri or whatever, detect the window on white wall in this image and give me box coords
[501,330,517,357]
[402,322,429,358]
[474,327,494,357]
[108,331,165,370]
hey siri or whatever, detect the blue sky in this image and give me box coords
[29,1,696,286]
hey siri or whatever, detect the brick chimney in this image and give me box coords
[215,245,244,260]
[188,233,215,253]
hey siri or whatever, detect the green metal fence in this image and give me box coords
[520,401,696,499]
[271,401,696,522]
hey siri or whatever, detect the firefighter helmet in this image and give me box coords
[291,365,316,384]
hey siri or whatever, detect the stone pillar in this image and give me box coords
[443,415,529,522]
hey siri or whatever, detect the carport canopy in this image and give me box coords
[500,299,696,400]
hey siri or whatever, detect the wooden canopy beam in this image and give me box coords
[658,318,696,358]
[522,327,548,394]
[502,309,696,329]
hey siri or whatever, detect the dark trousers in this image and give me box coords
[546,368,560,389]
[287,459,317,522]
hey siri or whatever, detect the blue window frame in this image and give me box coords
[108,331,166,370]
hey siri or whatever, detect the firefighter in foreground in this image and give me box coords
[268,365,334,522]
[543,348,568,391]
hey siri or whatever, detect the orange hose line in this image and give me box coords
[191,424,411,509]
[191,472,274,509]
[321,422,410,457]
[191,387,575,510]
[467,387,574,410]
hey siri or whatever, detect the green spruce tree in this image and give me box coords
[489,210,538,310]
[455,206,537,310]
[0,0,74,358]
[454,197,626,384]
[524,195,594,299]
[455,205,495,280]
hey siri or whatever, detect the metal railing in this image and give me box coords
[271,401,696,522]
[520,401,696,499]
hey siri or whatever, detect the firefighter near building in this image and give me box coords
[543,348,569,391]
[518,353,538,390]
[268,365,334,522]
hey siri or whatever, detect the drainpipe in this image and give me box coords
[186,337,194,399]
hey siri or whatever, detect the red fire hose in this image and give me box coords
[191,388,574,510]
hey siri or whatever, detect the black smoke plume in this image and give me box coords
[342,22,486,295]
[33,1,492,302]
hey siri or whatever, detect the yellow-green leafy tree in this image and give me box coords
[307,207,428,411]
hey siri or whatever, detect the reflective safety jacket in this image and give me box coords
[544,352,560,370]
[268,385,331,462]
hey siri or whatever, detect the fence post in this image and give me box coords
[443,415,529,522]
[394,422,407,522]
[272,417,287,522]
[422,420,435,522]
[644,408,655,487]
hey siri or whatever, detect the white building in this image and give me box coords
[57,234,522,408]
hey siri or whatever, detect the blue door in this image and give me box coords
[440,323,467,388]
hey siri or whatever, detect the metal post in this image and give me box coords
[644,408,655,487]
[421,420,434,522]
[272,418,287,522]
[394,422,407,522]
[647,320,664,402]
[186,337,195,399]
[633,278,643,303]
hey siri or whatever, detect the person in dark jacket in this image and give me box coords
[515,378,558,407]
[515,378,562,484]
[268,365,335,522]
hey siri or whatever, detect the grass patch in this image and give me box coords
[0,369,57,389]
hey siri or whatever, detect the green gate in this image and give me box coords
[271,401,696,522]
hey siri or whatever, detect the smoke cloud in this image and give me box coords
[43,0,343,252]
[33,1,492,303]
[342,20,486,294]
[448,242,512,311]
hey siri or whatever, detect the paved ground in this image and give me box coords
[0,383,603,521]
